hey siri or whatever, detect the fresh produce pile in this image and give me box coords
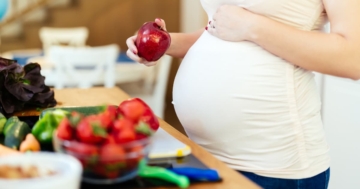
[0,97,159,180]
[54,98,159,179]
[0,57,57,115]
[0,113,41,154]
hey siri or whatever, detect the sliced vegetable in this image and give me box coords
[19,133,41,152]
[0,113,7,134]
[4,121,31,150]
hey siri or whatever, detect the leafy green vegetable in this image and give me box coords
[0,57,57,114]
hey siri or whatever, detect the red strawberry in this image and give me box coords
[112,118,134,132]
[119,98,159,130]
[99,144,126,178]
[76,118,107,144]
[103,135,116,145]
[66,142,99,166]
[56,118,73,140]
[115,128,136,144]
[98,106,119,130]
[118,99,145,122]
[68,111,83,128]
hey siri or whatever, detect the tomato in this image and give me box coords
[119,98,159,130]
[56,118,73,140]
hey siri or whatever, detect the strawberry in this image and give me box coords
[103,134,116,145]
[76,118,107,144]
[115,128,136,144]
[66,142,99,166]
[56,118,74,140]
[119,98,159,130]
[68,111,83,128]
[118,99,145,122]
[99,144,126,178]
[97,106,119,130]
[112,118,134,132]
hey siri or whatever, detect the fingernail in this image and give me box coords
[209,21,211,24]
[205,26,208,30]
[156,18,162,21]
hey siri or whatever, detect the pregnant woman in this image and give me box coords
[126,0,360,188]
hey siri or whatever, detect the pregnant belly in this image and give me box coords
[172,31,326,173]
[174,31,293,140]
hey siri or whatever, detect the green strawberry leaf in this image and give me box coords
[91,122,108,137]
[135,121,153,136]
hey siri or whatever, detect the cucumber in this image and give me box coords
[4,121,31,150]
[3,116,20,135]
[0,113,7,134]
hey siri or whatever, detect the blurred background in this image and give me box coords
[0,1,359,188]
[0,0,207,135]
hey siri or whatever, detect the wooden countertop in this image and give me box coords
[53,87,261,189]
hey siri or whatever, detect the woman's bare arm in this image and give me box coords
[166,28,205,58]
[208,1,360,79]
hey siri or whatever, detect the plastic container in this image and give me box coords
[53,135,152,184]
[0,152,82,189]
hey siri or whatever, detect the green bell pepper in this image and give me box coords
[32,109,69,144]
[0,113,7,134]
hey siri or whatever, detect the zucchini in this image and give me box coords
[4,121,31,150]
[0,113,7,134]
[3,116,20,135]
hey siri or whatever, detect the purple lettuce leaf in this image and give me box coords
[0,57,57,114]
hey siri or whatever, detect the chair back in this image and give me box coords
[145,55,173,118]
[40,27,89,54]
[48,44,119,89]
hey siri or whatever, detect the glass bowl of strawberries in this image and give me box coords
[52,98,160,184]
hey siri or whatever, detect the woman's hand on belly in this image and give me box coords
[207,5,258,42]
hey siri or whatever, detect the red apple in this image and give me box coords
[135,21,171,62]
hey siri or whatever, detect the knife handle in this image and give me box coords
[168,167,220,182]
[139,165,190,188]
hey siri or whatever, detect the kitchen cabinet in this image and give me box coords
[322,75,360,189]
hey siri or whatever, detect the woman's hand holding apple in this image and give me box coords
[126,18,170,67]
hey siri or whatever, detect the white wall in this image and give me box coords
[321,75,360,189]
[180,0,207,33]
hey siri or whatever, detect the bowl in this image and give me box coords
[0,152,82,189]
[53,134,152,184]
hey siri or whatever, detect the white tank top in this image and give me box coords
[172,0,330,179]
